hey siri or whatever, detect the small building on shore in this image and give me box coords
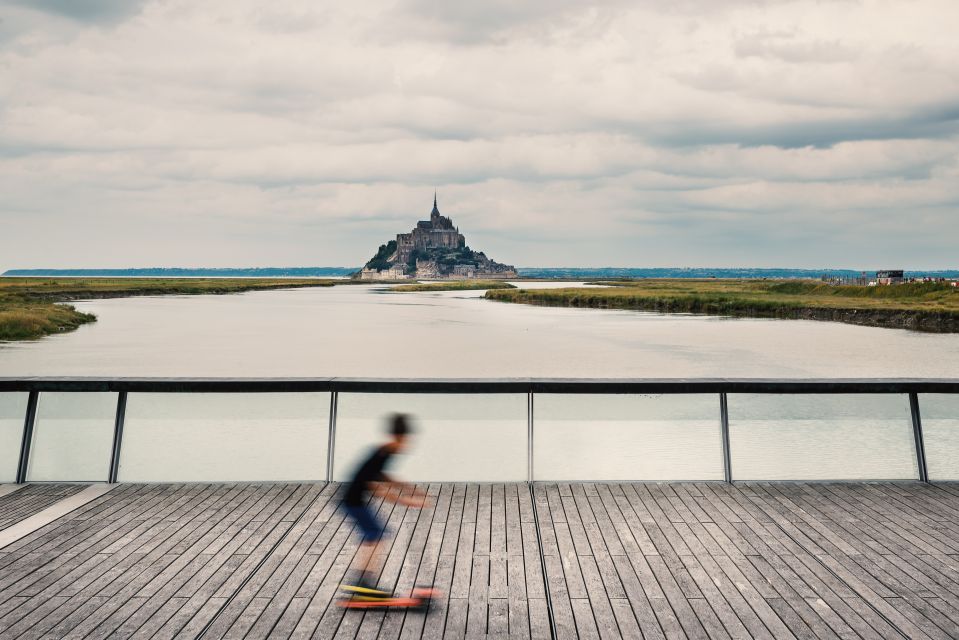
[876,270,904,285]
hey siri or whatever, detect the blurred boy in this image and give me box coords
[341,413,429,599]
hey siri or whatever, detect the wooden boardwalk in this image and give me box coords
[0,482,958,639]
[0,484,87,531]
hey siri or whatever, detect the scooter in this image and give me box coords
[339,586,439,610]
[341,494,439,610]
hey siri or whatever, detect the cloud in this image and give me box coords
[734,30,858,64]
[0,0,958,271]
[6,0,144,22]
[639,101,959,148]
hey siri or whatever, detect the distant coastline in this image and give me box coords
[1,267,357,278]
[6,266,959,280]
[516,267,959,280]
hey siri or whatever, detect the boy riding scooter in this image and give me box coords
[340,413,437,608]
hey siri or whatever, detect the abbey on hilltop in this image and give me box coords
[355,194,516,280]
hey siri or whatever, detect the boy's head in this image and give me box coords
[387,413,413,452]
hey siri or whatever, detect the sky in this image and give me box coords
[1,0,957,270]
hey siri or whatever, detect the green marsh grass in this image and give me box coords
[0,277,340,341]
[486,279,959,331]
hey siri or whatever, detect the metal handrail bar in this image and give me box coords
[2,377,959,393]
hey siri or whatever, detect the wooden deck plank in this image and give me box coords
[769,483,958,640]
[0,484,227,635]
[0,487,143,602]
[0,484,87,531]
[672,485,854,637]
[71,485,305,640]
[735,483,941,640]
[393,483,450,640]
[1,481,958,639]
[98,485,279,637]
[418,484,464,640]
[3,490,189,635]
[10,486,210,638]
[675,488,848,640]
[532,484,577,638]
[686,483,885,639]
[465,483,492,637]
[26,485,269,639]
[194,484,337,639]
[771,483,959,636]
[111,485,292,636]
[152,486,299,639]
[850,483,959,554]
[593,485,670,639]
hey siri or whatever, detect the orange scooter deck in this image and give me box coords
[339,587,439,610]
[340,597,424,609]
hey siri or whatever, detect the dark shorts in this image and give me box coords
[344,504,386,542]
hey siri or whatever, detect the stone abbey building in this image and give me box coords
[394,195,464,264]
[356,194,516,280]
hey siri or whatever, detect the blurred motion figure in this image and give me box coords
[340,413,429,600]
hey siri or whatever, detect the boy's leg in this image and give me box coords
[352,538,382,586]
[343,504,389,594]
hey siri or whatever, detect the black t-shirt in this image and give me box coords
[344,445,393,506]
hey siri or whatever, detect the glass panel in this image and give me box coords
[334,394,526,482]
[28,392,116,482]
[120,393,330,482]
[920,394,959,481]
[534,394,723,481]
[728,394,917,480]
[0,393,28,482]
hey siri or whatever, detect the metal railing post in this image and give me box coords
[109,392,128,483]
[909,392,929,483]
[720,393,732,483]
[16,391,39,484]
[326,391,338,482]
[527,391,534,483]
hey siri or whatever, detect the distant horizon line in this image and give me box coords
[5,266,959,277]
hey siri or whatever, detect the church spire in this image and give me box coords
[431,191,439,217]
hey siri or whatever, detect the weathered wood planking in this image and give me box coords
[0,483,87,531]
[0,482,958,639]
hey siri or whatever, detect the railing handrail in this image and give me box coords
[5,377,958,485]
[2,377,959,393]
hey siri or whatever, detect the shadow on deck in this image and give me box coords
[1,482,958,639]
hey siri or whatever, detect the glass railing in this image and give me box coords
[1,378,957,483]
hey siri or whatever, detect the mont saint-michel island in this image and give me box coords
[354,195,516,280]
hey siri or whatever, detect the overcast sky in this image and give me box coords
[1,0,957,270]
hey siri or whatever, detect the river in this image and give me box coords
[0,282,957,378]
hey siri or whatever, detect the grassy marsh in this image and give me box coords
[486,279,959,332]
[0,277,339,341]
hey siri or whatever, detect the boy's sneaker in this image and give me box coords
[341,574,391,600]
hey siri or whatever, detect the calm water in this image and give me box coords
[4,283,959,483]
[0,282,957,377]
